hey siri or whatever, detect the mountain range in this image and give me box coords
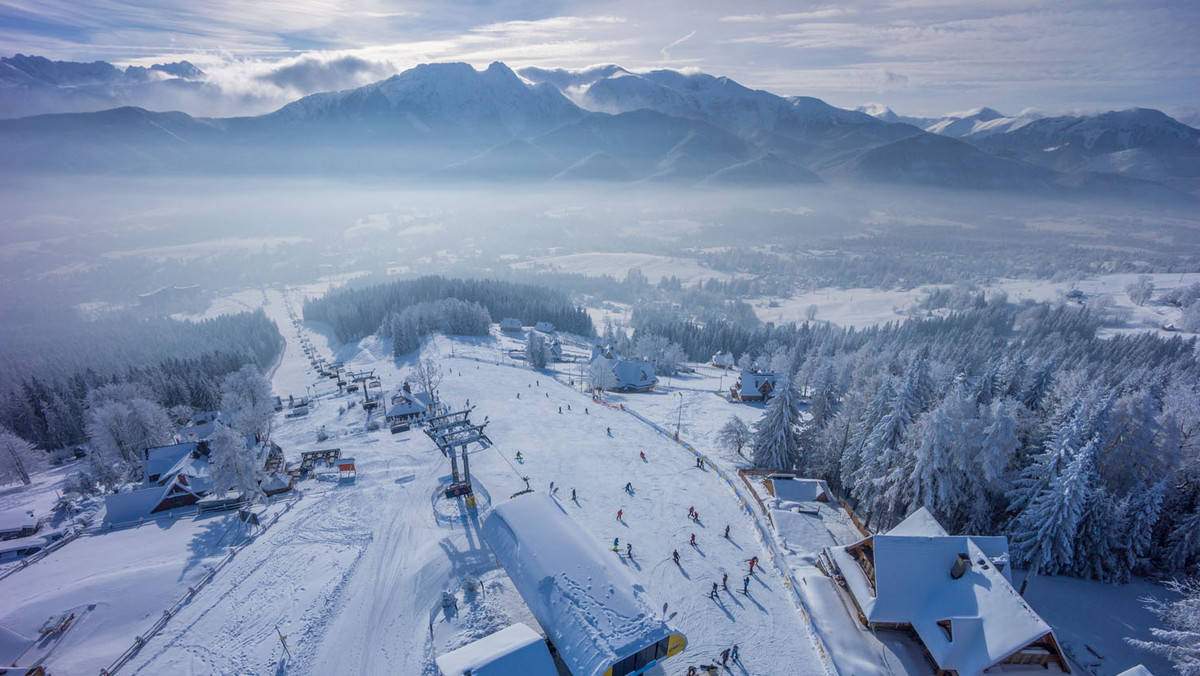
[1,57,1196,197]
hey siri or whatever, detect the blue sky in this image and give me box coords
[2,0,1197,118]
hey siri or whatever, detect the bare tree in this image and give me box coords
[587,358,618,392]
[805,304,819,322]
[1126,274,1155,306]
[716,416,751,457]
[410,357,444,399]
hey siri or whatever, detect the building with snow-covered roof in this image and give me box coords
[589,348,658,392]
[548,339,564,362]
[499,317,522,332]
[730,371,779,402]
[387,384,436,423]
[711,351,735,369]
[481,494,686,676]
[826,508,1068,676]
[435,623,557,676]
[534,321,555,333]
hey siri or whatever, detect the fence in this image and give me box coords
[98,493,303,675]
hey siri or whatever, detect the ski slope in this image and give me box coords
[127,289,833,675]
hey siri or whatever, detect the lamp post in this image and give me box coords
[675,392,684,440]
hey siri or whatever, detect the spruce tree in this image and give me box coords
[751,374,804,470]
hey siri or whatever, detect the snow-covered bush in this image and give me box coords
[1127,577,1200,676]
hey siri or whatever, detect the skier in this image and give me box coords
[515,451,523,462]
[626,543,633,558]
[624,482,632,493]
[617,509,623,521]
[613,537,619,552]
[639,451,646,461]
[688,506,694,518]
[559,406,563,414]
[567,404,571,411]
[693,510,700,523]
[571,488,577,501]
[673,549,680,565]
[743,577,750,594]
[690,533,696,547]
[749,555,758,574]
[720,648,730,665]
[710,582,719,599]
[722,573,728,590]
[731,645,739,662]
[537,380,540,386]
[585,407,589,414]
[687,667,698,676]
[545,392,549,398]
[606,427,612,436]
[724,524,730,538]
[516,393,520,399]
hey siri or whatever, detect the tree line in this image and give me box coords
[0,310,283,450]
[303,276,594,343]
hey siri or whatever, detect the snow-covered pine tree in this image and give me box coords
[207,423,265,502]
[526,333,549,369]
[751,373,804,470]
[840,379,894,496]
[1010,437,1097,575]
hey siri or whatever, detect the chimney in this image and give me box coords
[951,552,971,579]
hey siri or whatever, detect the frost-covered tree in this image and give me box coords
[1127,576,1200,676]
[1127,275,1155,306]
[0,425,38,486]
[716,416,751,457]
[751,373,804,470]
[1011,439,1097,576]
[207,423,264,502]
[587,358,618,392]
[526,333,549,369]
[220,365,274,440]
[85,390,174,470]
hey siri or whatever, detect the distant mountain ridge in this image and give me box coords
[0,54,207,119]
[0,57,1194,198]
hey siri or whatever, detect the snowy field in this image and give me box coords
[512,252,745,285]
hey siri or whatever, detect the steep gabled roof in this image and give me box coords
[831,508,1059,676]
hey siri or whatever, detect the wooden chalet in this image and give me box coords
[826,508,1070,676]
[711,351,736,369]
[730,370,779,402]
[499,317,523,332]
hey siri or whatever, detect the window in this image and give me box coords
[937,620,953,642]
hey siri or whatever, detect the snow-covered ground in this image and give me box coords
[512,252,745,285]
[0,280,1181,676]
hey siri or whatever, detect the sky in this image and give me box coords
[2,0,1198,119]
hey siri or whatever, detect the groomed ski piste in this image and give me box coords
[0,285,1177,676]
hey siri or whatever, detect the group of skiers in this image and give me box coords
[685,645,739,674]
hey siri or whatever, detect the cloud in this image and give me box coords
[256,54,396,93]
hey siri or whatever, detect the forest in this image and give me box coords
[0,310,283,451]
[303,275,594,342]
[624,295,1199,582]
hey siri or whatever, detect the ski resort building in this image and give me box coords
[534,321,555,333]
[548,339,564,362]
[481,494,686,676]
[711,351,735,369]
[730,370,779,402]
[386,384,436,423]
[589,347,658,392]
[435,623,557,676]
[499,317,522,332]
[825,508,1069,676]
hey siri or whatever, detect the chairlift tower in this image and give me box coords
[424,407,490,501]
